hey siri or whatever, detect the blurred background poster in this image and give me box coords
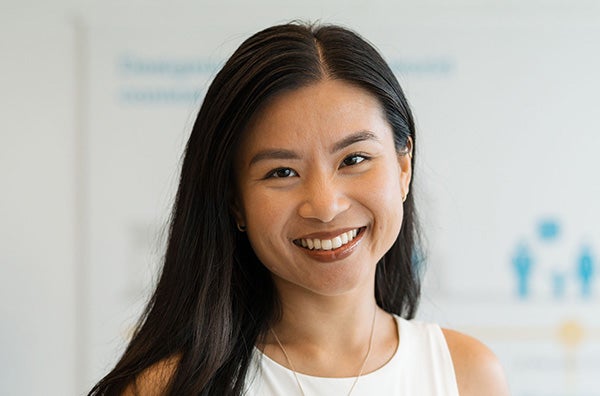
[1,2,599,395]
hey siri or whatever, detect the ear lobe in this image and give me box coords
[399,158,412,200]
[397,137,413,199]
[230,199,246,228]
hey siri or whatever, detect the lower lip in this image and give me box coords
[294,228,366,262]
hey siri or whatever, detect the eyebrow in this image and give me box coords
[330,130,380,154]
[248,130,380,166]
[249,149,300,166]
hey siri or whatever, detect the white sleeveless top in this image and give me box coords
[244,316,459,395]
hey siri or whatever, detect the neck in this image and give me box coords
[259,276,399,378]
[271,278,378,349]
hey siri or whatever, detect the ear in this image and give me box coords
[397,137,413,200]
[230,196,246,229]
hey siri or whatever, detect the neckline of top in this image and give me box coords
[253,314,408,381]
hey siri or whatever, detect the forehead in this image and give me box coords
[239,79,391,154]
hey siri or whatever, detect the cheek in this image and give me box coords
[243,189,287,227]
[242,189,292,255]
[364,166,404,241]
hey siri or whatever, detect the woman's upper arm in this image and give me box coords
[442,328,510,396]
[121,356,179,396]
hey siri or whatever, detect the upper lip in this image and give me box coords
[293,226,364,240]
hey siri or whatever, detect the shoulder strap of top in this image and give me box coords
[394,316,460,395]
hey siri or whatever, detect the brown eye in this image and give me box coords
[267,167,297,178]
[341,154,368,167]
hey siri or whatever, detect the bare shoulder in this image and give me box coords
[442,328,510,396]
[122,355,180,396]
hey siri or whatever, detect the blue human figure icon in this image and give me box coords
[513,243,533,298]
[551,271,566,299]
[538,219,560,241]
[577,246,594,298]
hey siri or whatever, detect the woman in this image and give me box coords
[90,22,509,395]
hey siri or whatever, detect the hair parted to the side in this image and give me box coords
[89,21,421,396]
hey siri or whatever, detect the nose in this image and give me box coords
[297,176,351,223]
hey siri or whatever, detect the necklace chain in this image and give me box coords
[270,308,377,396]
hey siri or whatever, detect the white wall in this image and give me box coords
[1,2,599,395]
[0,5,78,395]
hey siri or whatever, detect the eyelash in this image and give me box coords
[340,153,370,167]
[266,168,298,178]
[264,153,371,179]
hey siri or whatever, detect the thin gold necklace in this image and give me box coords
[269,308,377,396]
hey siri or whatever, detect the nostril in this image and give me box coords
[297,191,351,222]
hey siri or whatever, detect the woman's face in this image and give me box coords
[233,79,411,298]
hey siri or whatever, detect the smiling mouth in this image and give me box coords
[293,227,365,251]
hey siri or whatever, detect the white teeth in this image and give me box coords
[341,233,348,245]
[332,236,342,249]
[314,239,321,250]
[297,228,361,251]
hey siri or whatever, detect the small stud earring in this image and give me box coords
[236,223,247,232]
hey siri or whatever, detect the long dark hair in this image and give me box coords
[89,22,420,396]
